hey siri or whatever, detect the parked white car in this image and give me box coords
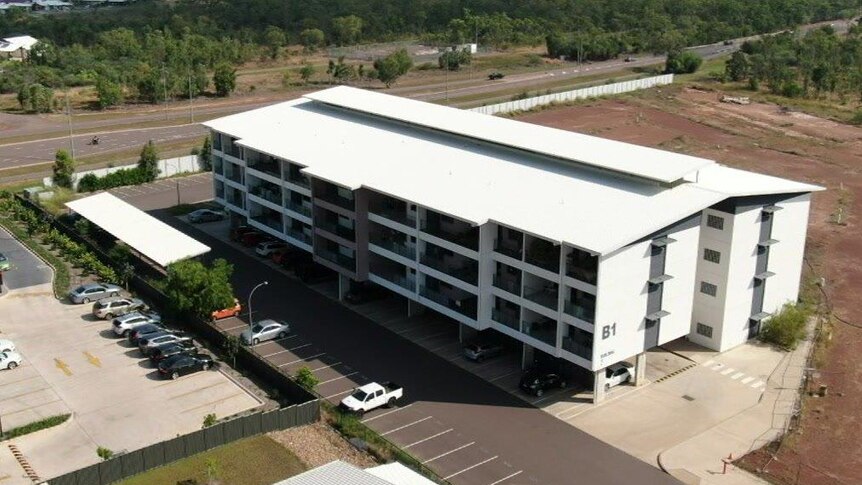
[0,351,22,370]
[0,338,15,353]
[255,240,288,257]
[240,319,290,345]
[92,297,146,320]
[604,362,633,390]
[339,382,403,414]
[112,312,162,337]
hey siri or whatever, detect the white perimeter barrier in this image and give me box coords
[44,155,203,189]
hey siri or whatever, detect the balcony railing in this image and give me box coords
[564,301,595,324]
[562,336,592,361]
[420,253,478,285]
[492,308,520,331]
[524,285,558,310]
[247,158,280,178]
[492,275,520,296]
[371,238,416,260]
[284,199,312,218]
[419,285,477,319]
[316,218,356,241]
[371,205,416,228]
[226,193,245,209]
[225,167,244,184]
[317,191,354,211]
[252,214,283,232]
[249,185,281,205]
[522,319,557,347]
[494,238,522,260]
[286,165,310,189]
[213,156,224,176]
[566,261,598,286]
[374,272,416,292]
[317,247,355,271]
[421,223,479,251]
[525,252,560,273]
[224,143,241,159]
[286,226,312,245]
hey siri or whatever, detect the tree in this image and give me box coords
[52,149,75,189]
[137,140,159,182]
[223,334,241,368]
[326,56,354,84]
[18,84,53,113]
[164,258,236,319]
[373,48,413,87]
[96,446,114,461]
[202,413,217,428]
[95,77,123,109]
[263,26,287,60]
[439,49,471,71]
[665,50,703,74]
[200,135,212,171]
[281,70,291,88]
[725,51,750,82]
[299,63,315,84]
[299,28,325,52]
[331,15,363,46]
[213,63,236,97]
[295,366,319,390]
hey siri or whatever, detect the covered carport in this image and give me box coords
[65,192,210,268]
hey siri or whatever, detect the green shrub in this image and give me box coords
[97,446,114,461]
[2,414,70,440]
[294,366,319,390]
[850,111,862,126]
[78,167,151,193]
[759,303,809,350]
[202,413,217,428]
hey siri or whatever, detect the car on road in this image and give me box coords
[92,297,146,319]
[255,240,288,257]
[229,225,256,242]
[0,339,15,353]
[68,283,122,304]
[295,261,335,284]
[344,282,389,305]
[519,369,566,397]
[624,56,636,62]
[212,299,242,320]
[113,312,162,337]
[140,331,193,356]
[0,252,9,271]
[128,323,166,344]
[188,209,224,223]
[463,341,505,362]
[340,382,403,414]
[0,351,22,370]
[604,362,633,390]
[157,353,215,380]
[240,319,290,345]
[149,340,197,364]
[488,71,505,80]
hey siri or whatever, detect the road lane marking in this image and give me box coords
[720,368,735,375]
[444,456,498,479]
[380,416,432,436]
[404,429,452,449]
[731,372,745,380]
[277,352,325,367]
[361,404,413,423]
[489,471,523,485]
[741,376,755,384]
[423,442,475,464]
[317,372,357,385]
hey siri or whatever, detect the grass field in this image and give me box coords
[117,435,306,485]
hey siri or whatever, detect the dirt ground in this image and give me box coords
[269,422,377,470]
[519,87,862,485]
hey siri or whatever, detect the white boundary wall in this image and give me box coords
[44,155,203,189]
[469,74,674,115]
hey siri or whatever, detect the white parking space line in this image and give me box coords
[720,368,736,375]
[489,370,519,382]
[380,416,432,436]
[361,403,413,423]
[287,343,312,352]
[414,330,455,344]
[222,323,247,332]
[325,388,355,400]
[429,341,460,353]
[278,352,326,367]
[423,442,475,464]
[741,376,755,384]
[751,380,765,389]
[444,456,498,480]
[311,362,342,371]
[404,429,453,449]
[489,471,523,485]
[731,372,745,380]
[253,335,297,347]
[711,363,724,369]
[318,372,357,385]
[703,359,714,367]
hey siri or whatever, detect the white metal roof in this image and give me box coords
[65,193,210,267]
[0,35,37,52]
[273,461,394,485]
[305,86,714,184]
[367,463,438,485]
[204,88,822,255]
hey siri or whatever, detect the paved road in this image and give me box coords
[0,226,52,291]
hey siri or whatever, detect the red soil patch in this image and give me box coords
[520,88,862,485]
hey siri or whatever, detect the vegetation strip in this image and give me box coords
[1,414,71,441]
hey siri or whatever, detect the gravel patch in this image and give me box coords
[269,422,378,469]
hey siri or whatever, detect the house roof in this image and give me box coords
[0,35,38,52]
[66,192,210,267]
[205,87,822,255]
[273,460,434,485]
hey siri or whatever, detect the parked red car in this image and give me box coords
[229,225,256,242]
[240,231,269,247]
[212,299,242,320]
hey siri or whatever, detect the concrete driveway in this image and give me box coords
[0,226,52,292]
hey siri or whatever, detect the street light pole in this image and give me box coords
[65,91,75,159]
[248,281,269,329]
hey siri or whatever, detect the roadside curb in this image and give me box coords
[0,222,60,300]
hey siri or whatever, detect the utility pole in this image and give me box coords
[65,91,75,159]
[188,67,194,124]
[162,65,169,121]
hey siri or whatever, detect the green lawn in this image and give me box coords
[117,435,306,485]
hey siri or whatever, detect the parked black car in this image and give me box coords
[295,261,336,284]
[519,369,566,397]
[149,340,197,364]
[128,323,166,345]
[157,353,215,380]
[345,282,389,304]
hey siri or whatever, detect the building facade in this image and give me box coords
[205,86,821,401]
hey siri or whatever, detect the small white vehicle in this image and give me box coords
[113,312,162,337]
[0,338,15,353]
[0,351,22,370]
[340,382,403,414]
[255,240,288,257]
[604,362,633,390]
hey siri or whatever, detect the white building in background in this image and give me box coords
[204,86,821,401]
[0,35,38,60]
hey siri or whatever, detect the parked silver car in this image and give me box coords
[68,283,122,304]
[188,209,224,223]
[112,312,162,337]
[0,338,15,353]
[92,297,146,319]
[140,332,192,356]
[463,341,505,362]
[240,319,290,345]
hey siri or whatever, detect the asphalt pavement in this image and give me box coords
[0,226,52,291]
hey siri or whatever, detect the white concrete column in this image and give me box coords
[593,369,607,404]
[521,344,535,370]
[407,299,424,318]
[459,324,478,344]
[634,352,647,386]
[338,274,350,301]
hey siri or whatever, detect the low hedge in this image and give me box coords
[78,167,152,193]
[1,414,71,440]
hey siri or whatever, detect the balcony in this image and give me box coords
[286,164,310,189]
[492,274,520,296]
[285,224,313,245]
[211,132,223,151]
[524,283,559,310]
[316,217,356,241]
[522,316,557,347]
[369,195,416,228]
[421,211,478,251]
[420,284,477,320]
[224,164,244,185]
[371,237,416,260]
[525,237,560,274]
[562,326,592,361]
[223,137,241,158]
[251,210,283,233]
[564,289,595,324]
[566,248,598,285]
[492,307,520,331]
[315,182,355,211]
[374,271,416,292]
[214,180,225,200]
[246,153,281,178]
[494,226,523,260]
[284,195,312,218]
[225,189,245,209]
[420,245,478,286]
[317,246,356,271]
[212,155,224,176]
[249,182,281,206]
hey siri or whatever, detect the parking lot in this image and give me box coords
[0,231,262,481]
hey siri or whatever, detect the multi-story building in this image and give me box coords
[204,86,821,402]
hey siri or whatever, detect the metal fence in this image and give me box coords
[469,74,675,115]
[43,401,319,485]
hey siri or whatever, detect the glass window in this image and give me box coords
[703,248,721,264]
[696,323,713,338]
[706,214,724,230]
[700,281,718,297]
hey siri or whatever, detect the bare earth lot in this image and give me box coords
[520,88,862,485]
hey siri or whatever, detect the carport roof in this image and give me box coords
[65,192,209,267]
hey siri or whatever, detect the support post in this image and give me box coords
[338,274,350,302]
[407,299,424,318]
[594,369,607,404]
[521,344,535,370]
[634,352,647,386]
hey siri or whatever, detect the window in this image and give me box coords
[707,214,724,230]
[696,323,713,338]
[703,248,721,264]
[700,281,718,297]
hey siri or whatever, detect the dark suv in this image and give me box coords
[519,369,566,397]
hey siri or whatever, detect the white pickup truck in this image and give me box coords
[339,382,403,414]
